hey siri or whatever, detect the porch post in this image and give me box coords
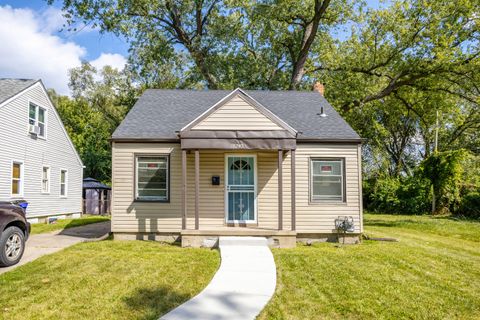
[278,149,283,230]
[291,149,296,231]
[195,150,200,230]
[181,149,187,230]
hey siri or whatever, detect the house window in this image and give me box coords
[311,158,345,202]
[11,161,23,196]
[135,156,169,201]
[60,170,67,197]
[42,166,50,193]
[29,102,46,137]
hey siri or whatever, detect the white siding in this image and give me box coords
[0,82,83,218]
[191,95,284,131]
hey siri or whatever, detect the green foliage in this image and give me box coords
[51,62,139,183]
[420,150,469,213]
[47,0,479,212]
[457,192,480,219]
[365,175,430,214]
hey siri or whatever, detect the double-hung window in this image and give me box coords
[60,170,68,197]
[11,161,23,197]
[42,166,50,193]
[135,156,169,201]
[29,102,46,137]
[311,158,345,202]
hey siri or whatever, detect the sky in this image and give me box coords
[0,0,129,95]
[0,0,385,95]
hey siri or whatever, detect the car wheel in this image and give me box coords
[0,226,25,267]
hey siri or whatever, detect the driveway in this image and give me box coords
[0,221,110,275]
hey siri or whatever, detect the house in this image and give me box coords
[0,79,83,223]
[111,87,363,247]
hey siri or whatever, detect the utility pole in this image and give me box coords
[432,110,439,214]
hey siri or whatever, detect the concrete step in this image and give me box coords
[219,236,268,247]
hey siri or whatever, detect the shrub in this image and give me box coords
[456,192,480,219]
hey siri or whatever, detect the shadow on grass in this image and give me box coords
[57,219,111,238]
[122,286,191,320]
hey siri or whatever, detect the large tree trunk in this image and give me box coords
[289,0,330,90]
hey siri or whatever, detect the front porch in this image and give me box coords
[179,149,297,248]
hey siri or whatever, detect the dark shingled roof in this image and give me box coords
[0,79,38,105]
[112,89,361,141]
[83,178,111,190]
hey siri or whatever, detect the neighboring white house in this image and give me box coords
[0,79,83,223]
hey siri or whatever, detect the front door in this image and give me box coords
[225,155,256,223]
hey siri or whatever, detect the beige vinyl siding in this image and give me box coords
[112,145,289,232]
[191,94,284,131]
[111,142,361,234]
[295,143,362,233]
[0,82,83,218]
[111,143,182,233]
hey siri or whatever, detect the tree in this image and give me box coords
[50,63,139,183]
[50,0,357,89]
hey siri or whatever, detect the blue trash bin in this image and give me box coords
[18,201,28,211]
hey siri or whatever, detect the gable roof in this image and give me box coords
[0,78,38,106]
[182,88,297,135]
[112,89,361,142]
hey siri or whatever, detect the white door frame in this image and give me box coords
[224,154,257,223]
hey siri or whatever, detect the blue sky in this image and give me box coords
[0,0,386,95]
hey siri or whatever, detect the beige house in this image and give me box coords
[111,88,362,247]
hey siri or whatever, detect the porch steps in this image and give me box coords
[219,236,268,247]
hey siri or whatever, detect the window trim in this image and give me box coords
[309,157,346,204]
[28,101,48,139]
[41,166,50,194]
[60,169,68,198]
[11,160,24,198]
[134,154,170,203]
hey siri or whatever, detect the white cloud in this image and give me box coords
[0,5,126,95]
[91,53,127,72]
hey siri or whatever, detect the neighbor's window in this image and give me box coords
[311,158,345,202]
[136,156,169,201]
[11,161,23,196]
[60,169,67,197]
[42,166,50,193]
[29,102,46,137]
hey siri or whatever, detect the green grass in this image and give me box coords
[30,215,110,235]
[259,213,480,320]
[0,241,219,320]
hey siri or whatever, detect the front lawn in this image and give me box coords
[259,214,480,320]
[0,241,219,320]
[30,215,110,235]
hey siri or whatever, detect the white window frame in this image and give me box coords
[310,158,346,203]
[28,101,47,139]
[60,169,68,197]
[135,155,170,202]
[11,160,24,198]
[41,166,50,194]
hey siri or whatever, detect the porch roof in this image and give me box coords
[112,88,361,142]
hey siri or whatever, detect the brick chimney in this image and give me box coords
[313,82,325,96]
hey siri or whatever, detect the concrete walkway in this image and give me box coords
[0,221,110,275]
[161,237,277,320]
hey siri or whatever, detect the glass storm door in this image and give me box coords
[226,156,256,222]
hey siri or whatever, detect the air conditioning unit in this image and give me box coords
[28,124,41,135]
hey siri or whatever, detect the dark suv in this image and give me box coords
[0,201,30,267]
